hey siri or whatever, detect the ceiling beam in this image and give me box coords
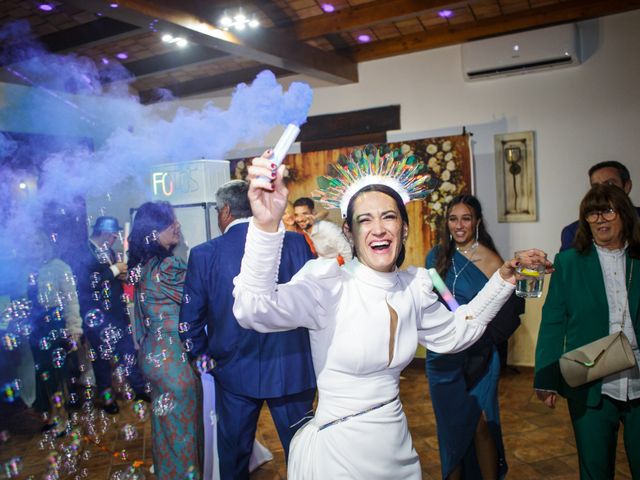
[122,45,228,80]
[350,0,640,62]
[291,0,468,40]
[0,17,141,68]
[39,17,142,52]
[57,0,358,84]
[137,65,292,104]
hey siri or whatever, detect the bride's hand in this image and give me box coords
[247,150,289,233]
[498,249,554,284]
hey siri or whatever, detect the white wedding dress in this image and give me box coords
[233,221,514,479]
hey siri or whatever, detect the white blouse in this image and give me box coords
[596,243,640,401]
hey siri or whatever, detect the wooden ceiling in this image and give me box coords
[1,0,639,104]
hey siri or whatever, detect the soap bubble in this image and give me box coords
[39,336,52,350]
[85,309,104,328]
[152,392,176,416]
[132,400,148,421]
[2,456,22,478]
[2,380,21,403]
[2,333,19,351]
[100,325,123,345]
[51,391,64,408]
[52,348,67,368]
[195,354,216,374]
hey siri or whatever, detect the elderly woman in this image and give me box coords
[535,184,640,479]
[232,150,550,478]
[128,201,202,479]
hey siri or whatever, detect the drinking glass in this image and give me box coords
[515,250,547,298]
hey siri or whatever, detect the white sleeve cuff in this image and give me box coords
[110,264,121,277]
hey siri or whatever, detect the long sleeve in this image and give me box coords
[179,247,212,359]
[233,219,340,333]
[534,253,568,391]
[58,262,83,335]
[414,267,515,354]
[39,259,83,335]
[157,257,186,304]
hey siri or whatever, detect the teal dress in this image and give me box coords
[425,248,507,479]
[134,256,203,479]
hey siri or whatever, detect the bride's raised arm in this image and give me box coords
[232,151,338,333]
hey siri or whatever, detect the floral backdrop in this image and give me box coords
[229,133,473,268]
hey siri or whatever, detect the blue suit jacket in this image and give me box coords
[74,242,128,327]
[179,221,316,398]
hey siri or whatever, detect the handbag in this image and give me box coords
[559,331,636,387]
[559,260,637,388]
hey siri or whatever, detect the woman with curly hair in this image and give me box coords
[128,201,202,479]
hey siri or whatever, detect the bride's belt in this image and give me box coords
[318,395,399,431]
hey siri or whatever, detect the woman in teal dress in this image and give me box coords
[426,195,523,479]
[128,201,202,479]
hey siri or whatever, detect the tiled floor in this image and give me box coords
[0,366,632,479]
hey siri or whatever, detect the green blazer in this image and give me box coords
[534,246,640,407]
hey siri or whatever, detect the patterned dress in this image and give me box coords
[134,256,202,479]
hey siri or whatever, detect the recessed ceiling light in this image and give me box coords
[175,38,188,47]
[219,9,260,31]
[357,34,371,43]
[38,3,54,11]
[321,3,335,13]
[162,33,173,42]
[438,9,453,18]
[109,2,119,8]
[116,52,128,60]
[18,182,27,190]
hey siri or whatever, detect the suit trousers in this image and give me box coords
[568,395,640,479]
[214,380,315,480]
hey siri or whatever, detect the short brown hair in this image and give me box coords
[574,184,640,258]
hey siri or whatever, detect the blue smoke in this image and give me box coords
[0,20,313,294]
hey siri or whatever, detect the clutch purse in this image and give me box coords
[559,331,637,388]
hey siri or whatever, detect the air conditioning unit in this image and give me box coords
[461,23,581,81]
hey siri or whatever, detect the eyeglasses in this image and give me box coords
[585,208,617,223]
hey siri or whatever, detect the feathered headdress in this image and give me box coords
[312,146,438,217]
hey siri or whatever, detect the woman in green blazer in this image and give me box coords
[535,184,640,479]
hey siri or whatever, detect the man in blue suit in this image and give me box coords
[561,161,639,251]
[180,180,316,479]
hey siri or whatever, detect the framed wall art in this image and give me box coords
[494,131,537,222]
